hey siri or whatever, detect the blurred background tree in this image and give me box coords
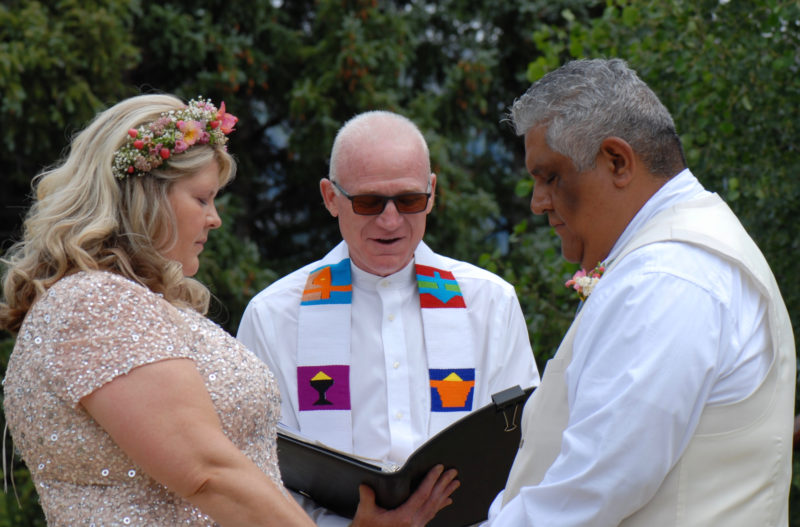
[1,0,798,524]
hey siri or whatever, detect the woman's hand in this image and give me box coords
[350,464,459,527]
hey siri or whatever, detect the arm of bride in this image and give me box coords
[81,357,316,527]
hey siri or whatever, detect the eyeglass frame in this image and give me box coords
[330,177,433,216]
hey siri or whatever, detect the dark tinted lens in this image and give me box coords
[351,195,389,215]
[394,193,429,213]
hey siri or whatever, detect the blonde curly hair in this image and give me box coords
[0,94,236,333]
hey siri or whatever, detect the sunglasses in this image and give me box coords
[331,180,432,215]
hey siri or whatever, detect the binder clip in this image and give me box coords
[491,385,526,432]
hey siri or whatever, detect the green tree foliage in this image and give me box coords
[1,0,798,524]
[0,0,140,242]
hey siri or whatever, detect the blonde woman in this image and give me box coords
[0,94,316,526]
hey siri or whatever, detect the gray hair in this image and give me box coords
[509,58,686,177]
[328,110,431,183]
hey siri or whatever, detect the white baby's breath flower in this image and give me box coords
[565,262,606,301]
[578,277,600,297]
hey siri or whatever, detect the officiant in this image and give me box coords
[485,58,795,526]
[238,109,540,526]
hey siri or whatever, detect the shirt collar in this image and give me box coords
[606,168,709,263]
[350,257,417,291]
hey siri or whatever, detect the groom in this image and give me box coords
[238,110,540,526]
[485,58,794,526]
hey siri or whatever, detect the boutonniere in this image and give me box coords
[565,262,606,301]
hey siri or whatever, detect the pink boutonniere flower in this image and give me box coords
[565,262,606,301]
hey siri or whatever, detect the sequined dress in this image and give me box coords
[3,271,284,526]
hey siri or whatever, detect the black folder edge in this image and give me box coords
[277,384,535,526]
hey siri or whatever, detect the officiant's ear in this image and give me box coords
[424,173,437,213]
[320,178,339,218]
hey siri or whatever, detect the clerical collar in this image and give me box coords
[350,257,417,291]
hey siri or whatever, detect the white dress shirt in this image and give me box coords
[238,247,540,526]
[485,169,771,526]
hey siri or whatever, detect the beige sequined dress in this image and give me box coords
[3,270,284,526]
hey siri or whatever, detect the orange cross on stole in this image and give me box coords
[302,266,352,303]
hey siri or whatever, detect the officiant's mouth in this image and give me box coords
[374,237,402,245]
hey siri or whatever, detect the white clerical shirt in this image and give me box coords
[239,248,539,526]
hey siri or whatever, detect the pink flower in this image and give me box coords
[216,102,238,134]
[133,139,144,150]
[148,116,171,136]
[160,147,170,159]
[178,120,203,145]
[173,139,188,153]
[128,129,139,138]
[565,269,586,290]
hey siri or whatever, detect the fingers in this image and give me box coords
[408,464,446,505]
[403,465,460,525]
[352,467,461,527]
[427,466,460,512]
[416,465,459,502]
[432,467,460,504]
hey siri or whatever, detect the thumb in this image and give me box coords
[358,484,377,512]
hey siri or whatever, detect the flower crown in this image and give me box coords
[112,97,238,179]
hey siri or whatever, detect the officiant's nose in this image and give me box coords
[375,200,403,228]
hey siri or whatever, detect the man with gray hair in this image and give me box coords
[239,110,540,526]
[485,58,794,526]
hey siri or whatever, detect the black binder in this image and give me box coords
[277,385,534,527]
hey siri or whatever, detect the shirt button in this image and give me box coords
[395,411,403,420]
[393,361,400,369]
[388,314,395,322]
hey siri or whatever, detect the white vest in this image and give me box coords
[503,194,795,525]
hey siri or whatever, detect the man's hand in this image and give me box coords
[350,464,460,527]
